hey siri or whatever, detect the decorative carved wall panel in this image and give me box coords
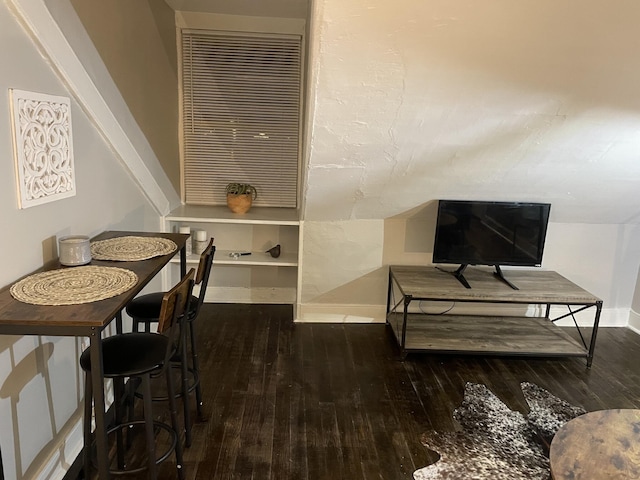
[9,89,75,209]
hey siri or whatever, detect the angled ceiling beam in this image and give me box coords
[8,0,178,215]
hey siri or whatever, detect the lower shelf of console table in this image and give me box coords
[386,265,603,367]
[387,313,587,356]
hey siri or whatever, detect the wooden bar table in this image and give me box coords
[0,230,188,480]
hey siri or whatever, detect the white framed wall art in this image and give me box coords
[9,89,75,209]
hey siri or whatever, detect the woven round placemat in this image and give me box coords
[10,266,138,306]
[90,236,177,261]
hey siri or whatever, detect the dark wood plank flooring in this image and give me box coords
[85,303,640,479]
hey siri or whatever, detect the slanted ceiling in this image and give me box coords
[166,0,640,225]
[304,0,640,224]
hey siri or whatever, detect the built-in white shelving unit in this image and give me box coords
[163,205,300,305]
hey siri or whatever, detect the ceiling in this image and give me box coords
[160,0,640,226]
[163,0,309,19]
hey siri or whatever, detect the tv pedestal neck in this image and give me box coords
[448,264,519,290]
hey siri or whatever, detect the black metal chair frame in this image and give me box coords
[81,269,195,479]
[126,238,215,447]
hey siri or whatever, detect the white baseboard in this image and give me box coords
[628,308,640,333]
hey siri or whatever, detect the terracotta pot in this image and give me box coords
[226,193,253,214]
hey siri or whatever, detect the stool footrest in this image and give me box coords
[88,420,179,475]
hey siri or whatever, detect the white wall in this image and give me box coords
[0,2,167,478]
[544,223,640,326]
[299,216,640,327]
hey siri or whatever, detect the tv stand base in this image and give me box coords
[445,264,519,290]
[453,264,471,289]
[493,265,519,290]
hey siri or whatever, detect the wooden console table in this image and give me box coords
[386,265,602,367]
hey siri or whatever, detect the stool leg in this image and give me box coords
[180,327,192,447]
[141,374,158,479]
[83,372,93,478]
[166,364,185,480]
[126,378,136,449]
[188,319,204,420]
[113,378,126,470]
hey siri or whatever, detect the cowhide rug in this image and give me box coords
[414,382,586,480]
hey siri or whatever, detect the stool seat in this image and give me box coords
[127,292,198,323]
[80,332,168,378]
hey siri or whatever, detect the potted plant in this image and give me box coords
[225,183,257,214]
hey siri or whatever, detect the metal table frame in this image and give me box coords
[386,265,603,367]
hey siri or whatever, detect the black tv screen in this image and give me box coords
[433,200,551,268]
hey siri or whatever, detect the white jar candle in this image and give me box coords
[178,226,192,256]
[59,235,92,266]
[193,230,208,255]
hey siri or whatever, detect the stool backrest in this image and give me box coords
[158,268,195,335]
[192,238,216,317]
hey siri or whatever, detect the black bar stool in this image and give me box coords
[81,269,195,479]
[126,238,215,447]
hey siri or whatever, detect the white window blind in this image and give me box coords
[181,30,302,207]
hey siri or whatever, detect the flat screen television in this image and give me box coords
[432,200,551,289]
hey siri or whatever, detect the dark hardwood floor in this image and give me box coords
[85,303,640,479]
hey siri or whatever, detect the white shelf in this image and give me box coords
[171,249,298,267]
[163,205,301,306]
[165,205,299,225]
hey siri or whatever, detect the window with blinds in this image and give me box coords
[180,30,302,207]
